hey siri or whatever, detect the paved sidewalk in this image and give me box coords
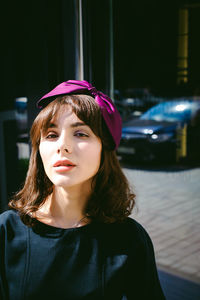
[122,165,200,284]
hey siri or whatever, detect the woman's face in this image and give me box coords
[39,106,102,192]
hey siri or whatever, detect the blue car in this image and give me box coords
[117,100,200,163]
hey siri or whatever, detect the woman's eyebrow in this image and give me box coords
[48,121,86,129]
[70,122,86,128]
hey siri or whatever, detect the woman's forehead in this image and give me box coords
[50,106,84,125]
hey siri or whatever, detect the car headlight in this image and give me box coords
[148,133,173,143]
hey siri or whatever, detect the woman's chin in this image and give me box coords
[51,178,93,192]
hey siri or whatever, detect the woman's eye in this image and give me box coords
[75,131,89,138]
[46,133,58,139]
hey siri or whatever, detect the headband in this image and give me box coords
[37,80,122,149]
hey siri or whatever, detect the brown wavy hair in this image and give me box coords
[9,94,135,226]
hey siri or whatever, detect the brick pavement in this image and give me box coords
[122,165,200,284]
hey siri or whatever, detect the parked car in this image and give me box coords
[117,99,200,163]
[115,91,161,122]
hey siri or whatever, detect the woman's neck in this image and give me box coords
[35,185,91,228]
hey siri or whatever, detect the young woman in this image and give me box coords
[0,80,165,299]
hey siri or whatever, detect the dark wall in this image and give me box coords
[1,0,77,122]
[1,0,113,119]
[113,0,180,96]
[113,0,200,97]
[189,7,200,93]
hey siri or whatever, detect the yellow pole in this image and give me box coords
[176,123,187,162]
[181,123,187,157]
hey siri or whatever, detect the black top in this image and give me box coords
[0,210,165,300]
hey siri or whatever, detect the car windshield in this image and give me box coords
[140,101,199,122]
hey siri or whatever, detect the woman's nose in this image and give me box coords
[57,146,71,154]
[56,136,72,154]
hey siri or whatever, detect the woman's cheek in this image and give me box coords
[39,142,51,165]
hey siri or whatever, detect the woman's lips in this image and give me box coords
[53,159,76,172]
[54,165,75,172]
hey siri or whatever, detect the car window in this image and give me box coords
[140,101,199,122]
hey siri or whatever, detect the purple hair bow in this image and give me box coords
[37,80,122,149]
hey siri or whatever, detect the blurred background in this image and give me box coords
[1,0,200,298]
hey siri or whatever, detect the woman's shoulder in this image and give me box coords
[123,217,151,237]
[124,217,153,245]
[117,218,155,257]
[0,209,24,230]
[97,217,152,249]
[0,209,18,221]
[108,217,150,237]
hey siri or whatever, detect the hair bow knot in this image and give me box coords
[66,80,115,114]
